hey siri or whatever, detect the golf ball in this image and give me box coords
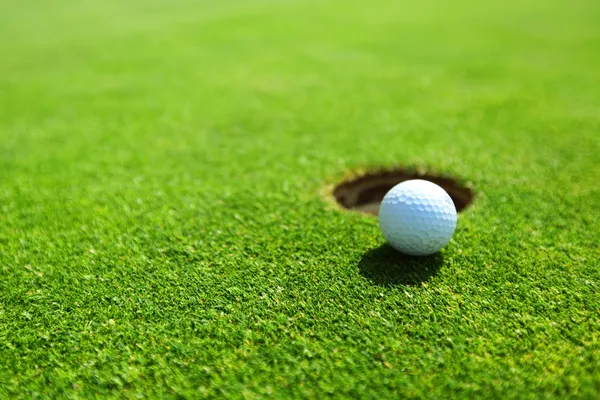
[378,179,457,256]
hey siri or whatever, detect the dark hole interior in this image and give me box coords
[333,169,474,216]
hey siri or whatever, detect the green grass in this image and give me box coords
[1,0,600,397]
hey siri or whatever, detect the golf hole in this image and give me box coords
[332,168,474,216]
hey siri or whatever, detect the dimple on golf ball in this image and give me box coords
[378,179,457,256]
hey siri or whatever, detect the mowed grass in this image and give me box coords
[1,0,600,397]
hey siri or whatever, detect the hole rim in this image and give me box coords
[331,167,475,216]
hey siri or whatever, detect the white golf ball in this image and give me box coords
[378,179,457,256]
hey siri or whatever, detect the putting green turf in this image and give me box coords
[1,0,600,397]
